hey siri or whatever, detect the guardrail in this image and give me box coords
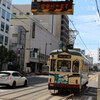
[65,94,74,100]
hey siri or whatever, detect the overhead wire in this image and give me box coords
[95,0,100,18]
[69,19,93,57]
[75,20,100,25]
[12,4,93,57]
[12,5,50,32]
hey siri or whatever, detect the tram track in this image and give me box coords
[0,83,48,97]
[17,89,50,100]
[2,87,47,100]
[0,86,47,98]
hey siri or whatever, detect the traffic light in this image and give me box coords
[32,48,38,52]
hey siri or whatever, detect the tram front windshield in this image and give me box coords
[57,60,71,72]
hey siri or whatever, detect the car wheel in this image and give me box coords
[24,80,27,87]
[12,81,16,88]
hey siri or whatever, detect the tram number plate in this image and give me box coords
[55,74,69,84]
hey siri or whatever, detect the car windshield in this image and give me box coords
[57,60,71,72]
[0,72,10,77]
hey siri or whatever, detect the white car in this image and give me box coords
[0,71,28,88]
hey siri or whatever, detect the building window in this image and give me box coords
[6,12,10,21]
[12,43,17,46]
[7,1,11,9]
[0,35,3,44]
[5,24,9,33]
[19,12,23,16]
[1,22,5,31]
[12,34,18,37]
[13,13,16,15]
[2,0,6,6]
[0,0,2,4]
[5,36,8,45]
[2,9,5,19]
[26,12,30,15]
[32,22,35,38]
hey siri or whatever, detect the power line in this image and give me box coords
[95,0,100,18]
[12,5,50,32]
[11,14,30,28]
[75,20,100,25]
[69,19,93,57]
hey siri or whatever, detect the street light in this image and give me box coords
[45,42,52,64]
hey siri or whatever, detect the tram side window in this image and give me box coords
[50,59,56,71]
[72,61,79,73]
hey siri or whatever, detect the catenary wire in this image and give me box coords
[69,19,93,57]
[95,0,100,18]
[12,5,93,57]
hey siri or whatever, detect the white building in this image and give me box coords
[9,25,26,70]
[98,48,100,62]
[11,5,61,72]
[0,0,12,49]
[85,55,93,68]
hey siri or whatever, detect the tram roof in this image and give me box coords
[50,49,82,56]
[50,49,89,62]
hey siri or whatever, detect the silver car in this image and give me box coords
[0,71,28,88]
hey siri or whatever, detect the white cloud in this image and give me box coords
[92,6,96,11]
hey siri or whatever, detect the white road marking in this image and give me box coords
[96,76,98,82]
[0,90,7,92]
[87,97,92,100]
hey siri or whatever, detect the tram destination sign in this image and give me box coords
[31,0,73,15]
[58,55,71,58]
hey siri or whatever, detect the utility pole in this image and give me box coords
[45,43,47,64]
[45,43,52,64]
[38,48,41,72]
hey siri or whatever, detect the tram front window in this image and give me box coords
[57,60,71,72]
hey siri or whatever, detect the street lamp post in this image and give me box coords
[45,42,52,64]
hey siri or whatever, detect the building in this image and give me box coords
[11,5,60,72]
[12,5,61,38]
[9,25,27,70]
[0,0,12,49]
[98,48,100,61]
[85,55,93,68]
[61,15,69,47]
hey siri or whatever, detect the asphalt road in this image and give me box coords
[0,73,98,100]
[27,75,48,86]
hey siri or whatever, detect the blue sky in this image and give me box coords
[12,0,100,63]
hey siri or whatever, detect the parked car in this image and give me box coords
[0,71,28,88]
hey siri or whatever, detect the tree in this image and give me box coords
[0,45,17,71]
[7,50,17,63]
[0,45,8,70]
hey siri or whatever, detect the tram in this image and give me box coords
[48,49,89,92]
[42,64,49,74]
